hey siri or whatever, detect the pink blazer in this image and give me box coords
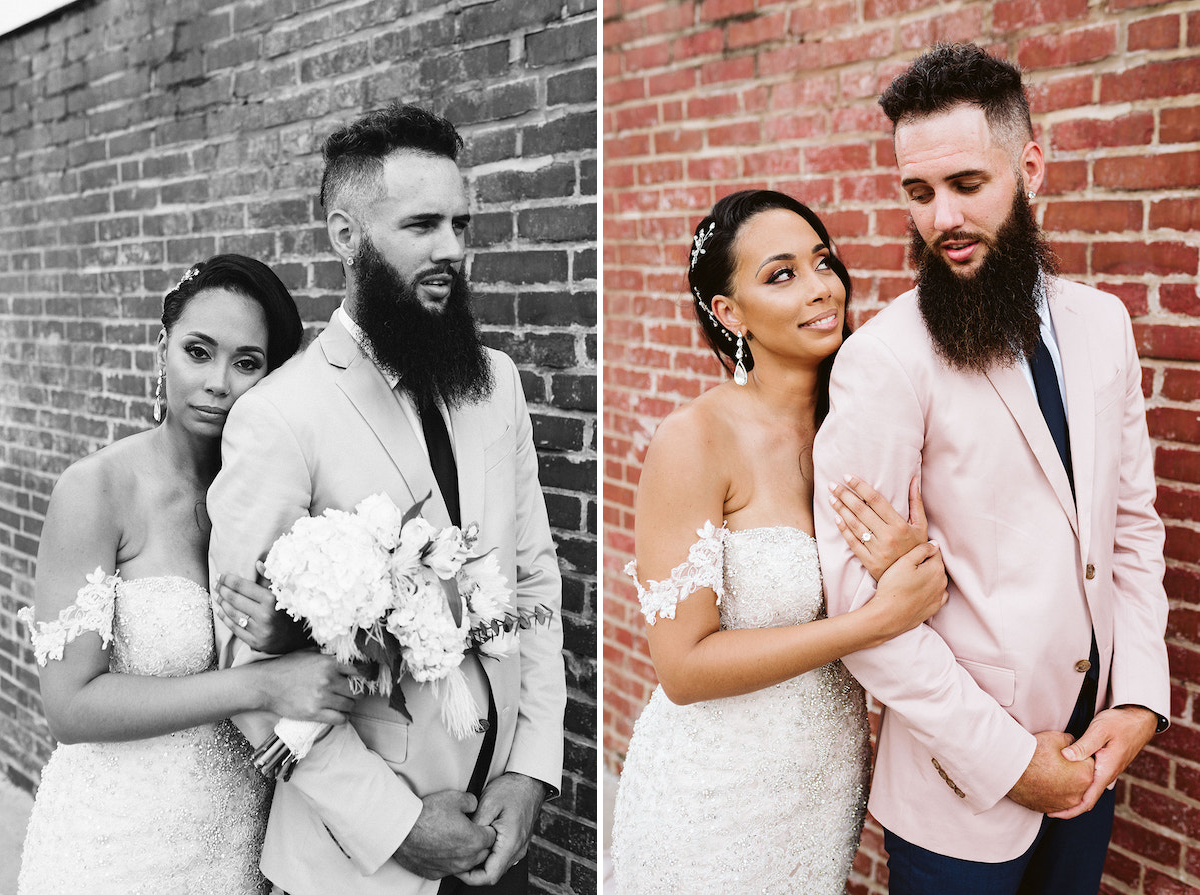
[208,314,565,895]
[813,278,1169,862]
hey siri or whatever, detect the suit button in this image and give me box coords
[478,719,490,732]
[1074,660,1091,673]
[1085,564,1095,580]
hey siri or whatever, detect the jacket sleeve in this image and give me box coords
[208,388,422,874]
[496,355,566,794]
[1106,308,1170,723]
[812,329,1036,814]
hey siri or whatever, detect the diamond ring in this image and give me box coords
[860,531,873,545]
[237,616,249,629]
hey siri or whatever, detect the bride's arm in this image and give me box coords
[636,411,947,706]
[29,461,352,745]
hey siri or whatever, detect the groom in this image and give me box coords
[208,103,565,894]
[814,44,1169,894]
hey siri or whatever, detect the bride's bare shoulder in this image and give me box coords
[643,384,738,474]
[49,431,152,513]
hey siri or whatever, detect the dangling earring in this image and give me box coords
[733,334,748,386]
[153,368,165,423]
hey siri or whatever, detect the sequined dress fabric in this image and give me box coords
[17,576,272,895]
[612,527,870,893]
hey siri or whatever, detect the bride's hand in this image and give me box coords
[829,474,928,581]
[255,651,356,726]
[869,541,949,639]
[214,562,310,654]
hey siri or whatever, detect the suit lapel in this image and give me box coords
[449,399,487,530]
[985,353,1079,539]
[319,316,450,525]
[1049,285,1095,560]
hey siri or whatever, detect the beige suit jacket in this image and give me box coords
[208,314,565,894]
[813,278,1169,861]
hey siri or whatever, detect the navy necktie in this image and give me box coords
[1030,333,1098,737]
[418,400,461,529]
[1029,334,1074,494]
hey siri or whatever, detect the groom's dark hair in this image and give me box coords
[319,103,464,215]
[879,43,1033,156]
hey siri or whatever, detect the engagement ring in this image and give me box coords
[860,531,873,545]
[237,616,249,628]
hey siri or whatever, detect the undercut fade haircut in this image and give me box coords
[319,102,464,217]
[879,43,1033,155]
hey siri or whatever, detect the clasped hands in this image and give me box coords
[1007,705,1158,818]
[394,772,547,883]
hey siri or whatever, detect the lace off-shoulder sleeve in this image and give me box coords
[17,567,119,665]
[624,520,726,625]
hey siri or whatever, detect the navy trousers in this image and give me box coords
[885,787,1115,895]
[887,638,1112,895]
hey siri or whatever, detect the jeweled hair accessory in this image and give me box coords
[690,221,715,271]
[694,287,724,332]
[172,266,200,293]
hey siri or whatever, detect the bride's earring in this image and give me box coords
[153,368,165,423]
[734,334,748,386]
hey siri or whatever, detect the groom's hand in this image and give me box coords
[455,772,547,886]
[394,790,496,880]
[1048,705,1158,820]
[1007,730,1095,814]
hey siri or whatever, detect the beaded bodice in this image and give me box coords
[17,571,271,895]
[612,523,869,894]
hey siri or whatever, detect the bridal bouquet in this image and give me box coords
[251,492,552,779]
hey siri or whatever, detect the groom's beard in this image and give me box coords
[912,186,1058,374]
[353,237,494,411]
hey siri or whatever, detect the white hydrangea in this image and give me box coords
[263,509,392,650]
[386,567,469,682]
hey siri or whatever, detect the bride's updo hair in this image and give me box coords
[162,254,303,372]
[687,190,852,421]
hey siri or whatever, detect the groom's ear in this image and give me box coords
[326,209,359,264]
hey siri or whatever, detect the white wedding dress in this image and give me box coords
[611,524,870,894]
[17,572,272,895]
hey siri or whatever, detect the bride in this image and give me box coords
[610,191,948,893]
[17,255,355,895]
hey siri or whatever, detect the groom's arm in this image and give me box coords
[457,354,565,885]
[812,327,1037,815]
[208,388,425,875]
[498,354,566,794]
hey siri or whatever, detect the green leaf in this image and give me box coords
[388,668,412,722]
[401,492,433,527]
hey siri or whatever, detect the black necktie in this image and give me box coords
[1030,333,1098,737]
[418,401,461,528]
[1030,334,1074,494]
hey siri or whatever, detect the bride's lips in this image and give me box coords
[192,405,229,420]
[800,310,839,331]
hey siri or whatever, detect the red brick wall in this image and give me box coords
[602,2,1200,892]
[0,2,597,891]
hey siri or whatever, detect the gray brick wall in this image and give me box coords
[0,1,596,891]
